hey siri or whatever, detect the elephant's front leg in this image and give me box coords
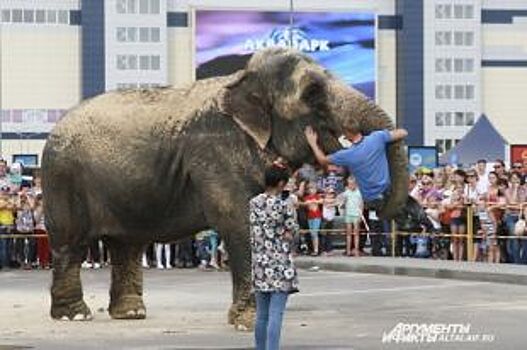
[107,240,146,319]
[223,231,255,331]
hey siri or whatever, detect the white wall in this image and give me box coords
[482,68,527,145]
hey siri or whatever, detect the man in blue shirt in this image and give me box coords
[304,121,407,213]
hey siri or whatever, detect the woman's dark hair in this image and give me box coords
[265,165,290,188]
[510,171,524,185]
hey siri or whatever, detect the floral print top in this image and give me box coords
[249,192,299,294]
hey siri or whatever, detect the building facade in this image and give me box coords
[0,0,526,166]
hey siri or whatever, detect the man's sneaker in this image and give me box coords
[81,261,92,269]
[92,262,101,269]
[165,264,173,269]
[156,264,164,270]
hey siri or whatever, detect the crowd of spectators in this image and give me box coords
[286,158,527,265]
[2,156,527,271]
[0,159,47,270]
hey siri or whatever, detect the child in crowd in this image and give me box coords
[302,182,323,255]
[15,194,36,269]
[321,187,338,255]
[0,194,15,268]
[340,176,363,257]
[33,195,50,269]
[480,202,500,263]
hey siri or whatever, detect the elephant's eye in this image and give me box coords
[301,81,324,102]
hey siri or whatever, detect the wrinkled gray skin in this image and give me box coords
[42,48,408,329]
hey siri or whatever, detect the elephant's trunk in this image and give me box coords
[327,81,409,219]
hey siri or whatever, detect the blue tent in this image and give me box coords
[439,115,507,165]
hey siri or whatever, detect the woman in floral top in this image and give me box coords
[250,164,299,350]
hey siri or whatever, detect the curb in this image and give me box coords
[295,259,527,286]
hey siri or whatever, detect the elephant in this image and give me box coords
[42,47,408,329]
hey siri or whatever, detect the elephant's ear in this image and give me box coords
[222,71,271,150]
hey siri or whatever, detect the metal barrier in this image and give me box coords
[297,201,527,260]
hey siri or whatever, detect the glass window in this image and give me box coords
[464,5,474,19]
[1,9,10,22]
[444,85,452,99]
[117,27,127,42]
[444,58,452,72]
[128,55,138,70]
[445,112,452,126]
[47,10,57,23]
[117,0,127,13]
[140,55,150,70]
[139,0,149,14]
[127,0,137,13]
[435,59,443,72]
[465,59,474,72]
[464,32,474,46]
[445,139,453,151]
[139,27,149,42]
[442,32,452,45]
[23,9,34,23]
[435,85,444,99]
[12,9,23,23]
[12,110,23,123]
[436,139,445,154]
[435,112,445,126]
[58,10,68,24]
[150,0,160,14]
[151,55,160,70]
[454,58,463,72]
[444,4,452,18]
[466,85,474,99]
[466,112,475,126]
[435,5,443,19]
[454,5,464,19]
[454,31,464,46]
[454,85,464,99]
[455,112,464,125]
[435,32,444,46]
[150,27,160,42]
[35,10,46,23]
[117,55,127,70]
[2,110,11,123]
[127,27,137,42]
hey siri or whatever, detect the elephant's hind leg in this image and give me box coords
[50,247,92,321]
[107,240,146,319]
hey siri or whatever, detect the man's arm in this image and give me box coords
[389,128,408,142]
[304,126,332,168]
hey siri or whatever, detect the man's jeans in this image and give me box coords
[255,291,289,350]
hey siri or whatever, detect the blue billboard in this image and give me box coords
[195,10,376,100]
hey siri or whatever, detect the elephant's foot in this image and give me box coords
[109,295,146,319]
[51,299,93,321]
[228,303,255,332]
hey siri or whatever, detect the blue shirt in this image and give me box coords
[329,130,391,201]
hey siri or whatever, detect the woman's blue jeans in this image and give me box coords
[255,291,289,350]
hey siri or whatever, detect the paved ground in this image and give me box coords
[0,268,526,350]
[296,255,527,285]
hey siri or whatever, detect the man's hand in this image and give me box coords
[304,125,331,168]
[389,128,408,142]
[304,126,318,146]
